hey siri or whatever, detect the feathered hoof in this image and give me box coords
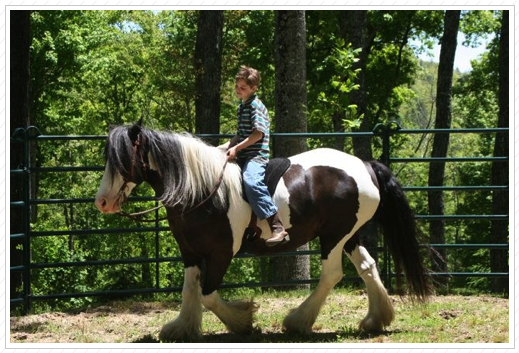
[159,319,201,342]
[359,289,395,333]
[282,308,314,334]
[358,311,394,333]
[222,300,259,335]
[358,315,384,333]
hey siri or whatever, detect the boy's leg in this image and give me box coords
[242,160,276,219]
[242,160,288,245]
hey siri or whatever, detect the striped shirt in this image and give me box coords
[236,94,270,165]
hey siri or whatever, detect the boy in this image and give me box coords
[224,66,289,246]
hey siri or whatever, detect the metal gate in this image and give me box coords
[10,125,509,313]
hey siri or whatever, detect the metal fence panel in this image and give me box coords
[10,126,509,313]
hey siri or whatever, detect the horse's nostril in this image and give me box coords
[95,198,108,210]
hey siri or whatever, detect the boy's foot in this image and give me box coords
[266,213,289,246]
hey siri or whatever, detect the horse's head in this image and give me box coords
[95,120,151,213]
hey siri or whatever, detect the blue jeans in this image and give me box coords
[241,159,278,220]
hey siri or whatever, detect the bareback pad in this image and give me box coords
[242,158,291,242]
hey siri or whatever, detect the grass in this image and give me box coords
[10,288,509,343]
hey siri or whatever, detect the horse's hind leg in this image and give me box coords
[283,241,345,334]
[345,243,395,332]
[159,266,203,341]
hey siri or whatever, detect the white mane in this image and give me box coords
[159,133,243,212]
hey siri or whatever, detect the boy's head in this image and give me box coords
[235,66,261,89]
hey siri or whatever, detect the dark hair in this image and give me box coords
[235,65,260,87]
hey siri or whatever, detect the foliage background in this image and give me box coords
[16,10,507,313]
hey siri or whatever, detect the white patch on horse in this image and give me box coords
[272,176,292,228]
[227,173,293,248]
[227,197,251,255]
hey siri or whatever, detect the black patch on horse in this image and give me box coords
[241,158,291,202]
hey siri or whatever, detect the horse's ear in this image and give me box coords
[128,123,142,144]
[136,116,143,127]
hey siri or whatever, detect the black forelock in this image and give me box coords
[105,125,135,181]
[103,124,188,198]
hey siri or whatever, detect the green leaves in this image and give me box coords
[312,41,363,133]
[24,10,504,310]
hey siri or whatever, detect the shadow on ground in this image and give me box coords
[131,327,397,344]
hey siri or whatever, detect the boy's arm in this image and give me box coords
[228,134,240,148]
[226,129,263,160]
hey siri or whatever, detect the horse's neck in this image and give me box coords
[146,169,165,197]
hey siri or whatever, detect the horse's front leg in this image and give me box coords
[200,254,258,335]
[159,266,203,342]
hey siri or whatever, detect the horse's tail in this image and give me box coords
[368,160,431,302]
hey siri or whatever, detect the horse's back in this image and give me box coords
[288,148,379,201]
[289,148,362,169]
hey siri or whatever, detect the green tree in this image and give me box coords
[16,10,509,312]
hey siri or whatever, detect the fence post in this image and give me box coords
[12,127,33,314]
[155,201,160,289]
[23,126,42,313]
[23,128,31,313]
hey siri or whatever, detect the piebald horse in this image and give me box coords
[95,122,429,341]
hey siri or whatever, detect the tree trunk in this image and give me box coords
[490,10,509,294]
[10,10,31,307]
[194,10,224,146]
[336,10,382,270]
[273,10,310,290]
[427,10,460,278]
[338,10,372,160]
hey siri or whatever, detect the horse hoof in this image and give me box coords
[159,320,201,342]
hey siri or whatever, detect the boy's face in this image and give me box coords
[235,79,257,101]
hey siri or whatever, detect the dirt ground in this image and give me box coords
[10,293,509,344]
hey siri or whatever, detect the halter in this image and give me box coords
[115,134,228,222]
[118,133,147,196]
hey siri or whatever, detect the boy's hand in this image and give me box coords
[226,146,237,160]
